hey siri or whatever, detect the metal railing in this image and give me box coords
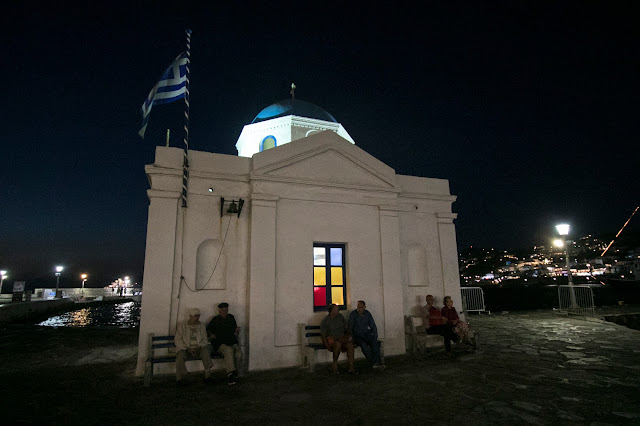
[461,287,488,314]
[557,285,595,317]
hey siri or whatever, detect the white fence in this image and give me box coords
[461,287,489,314]
[557,285,595,317]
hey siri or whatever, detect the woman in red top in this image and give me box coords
[441,296,471,343]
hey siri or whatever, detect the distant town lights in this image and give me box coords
[556,224,570,236]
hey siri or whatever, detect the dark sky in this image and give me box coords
[2,2,638,287]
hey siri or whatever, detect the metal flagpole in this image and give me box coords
[182,29,192,208]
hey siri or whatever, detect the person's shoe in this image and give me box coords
[347,369,359,375]
[227,373,237,385]
[373,363,386,371]
[176,379,186,387]
[203,376,215,385]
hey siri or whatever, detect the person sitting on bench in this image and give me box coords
[175,308,213,384]
[441,296,471,344]
[348,300,385,370]
[422,295,459,353]
[321,303,358,375]
[207,302,243,385]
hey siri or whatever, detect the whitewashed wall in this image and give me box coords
[136,132,460,376]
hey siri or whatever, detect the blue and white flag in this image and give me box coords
[138,52,188,138]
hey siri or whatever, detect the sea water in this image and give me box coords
[38,301,140,328]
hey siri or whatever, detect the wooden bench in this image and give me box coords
[404,316,478,356]
[144,333,224,386]
[298,324,384,372]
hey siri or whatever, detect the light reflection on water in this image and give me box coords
[38,302,140,328]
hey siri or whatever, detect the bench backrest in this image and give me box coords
[148,333,177,356]
[298,324,325,349]
[405,316,426,334]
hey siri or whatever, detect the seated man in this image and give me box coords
[348,300,385,370]
[207,302,243,385]
[422,294,459,353]
[174,308,213,384]
[321,303,357,375]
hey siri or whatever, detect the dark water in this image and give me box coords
[38,302,140,328]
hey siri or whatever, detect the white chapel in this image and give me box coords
[135,98,462,376]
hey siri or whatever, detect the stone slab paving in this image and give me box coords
[448,311,640,425]
[1,310,640,424]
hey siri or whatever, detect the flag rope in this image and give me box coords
[182,29,192,208]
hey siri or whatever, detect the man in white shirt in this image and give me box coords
[174,308,213,384]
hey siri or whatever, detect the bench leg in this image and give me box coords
[144,360,152,387]
[307,347,316,373]
[472,331,479,350]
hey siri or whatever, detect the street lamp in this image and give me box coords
[555,224,573,286]
[55,266,64,298]
[0,270,7,294]
[555,224,577,308]
[81,274,88,296]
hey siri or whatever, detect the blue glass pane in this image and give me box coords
[330,248,342,266]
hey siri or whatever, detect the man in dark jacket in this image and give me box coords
[348,300,385,369]
[207,302,243,385]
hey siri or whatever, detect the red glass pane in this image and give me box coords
[313,286,326,307]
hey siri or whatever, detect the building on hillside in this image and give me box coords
[135,98,462,376]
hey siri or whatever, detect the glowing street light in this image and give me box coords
[555,224,570,236]
[555,224,573,286]
[55,266,64,298]
[1,270,7,294]
[81,274,88,296]
[555,224,577,308]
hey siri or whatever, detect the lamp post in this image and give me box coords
[0,270,7,294]
[81,274,88,296]
[555,224,577,308]
[55,266,64,298]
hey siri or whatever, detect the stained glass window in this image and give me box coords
[313,243,346,311]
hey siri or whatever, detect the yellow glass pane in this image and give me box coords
[314,267,326,286]
[330,267,343,285]
[331,287,344,305]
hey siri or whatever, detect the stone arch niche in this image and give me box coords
[407,244,428,287]
[195,238,227,290]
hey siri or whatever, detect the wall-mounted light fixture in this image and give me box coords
[220,197,244,218]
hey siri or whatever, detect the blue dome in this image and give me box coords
[252,99,338,124]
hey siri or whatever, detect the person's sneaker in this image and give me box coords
[373,363,386,371]
[347,369,359,375]
[227,374,237,385]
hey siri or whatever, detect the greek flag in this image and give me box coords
[138,52,188,138]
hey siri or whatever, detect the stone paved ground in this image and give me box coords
[1,309,639,425]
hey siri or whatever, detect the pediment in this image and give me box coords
[251,132,397,190]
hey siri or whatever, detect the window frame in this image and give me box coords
[312,242,347,312]
[260,135,277,152]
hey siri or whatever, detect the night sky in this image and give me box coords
[2,2,638,287]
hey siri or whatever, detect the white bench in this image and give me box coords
[298,323,384,372]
